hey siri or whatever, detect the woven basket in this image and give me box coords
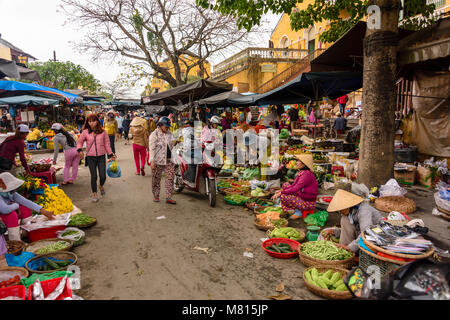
[25,238,73,255]
[223,188,248,196]
[254,219,288,231]
[266,228,306,243]
[6,240,26,256]
[246,191,271,199]
[303,266,352,300]
[358,246,404,278]
[361,233,434,260]
[0,267,29,286]
[374,196,416,214]
[25,252,78,274]
[30,163,52,172]
[298,243,355,269]
[437,205,450,216]
[68,217,97,229]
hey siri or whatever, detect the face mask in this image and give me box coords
[0,191,15,201]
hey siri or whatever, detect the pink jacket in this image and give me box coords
[281,170,318,201]
[76,129,113,157]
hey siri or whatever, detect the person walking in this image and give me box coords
[333,112,347,134]
[149,117,176,204]
[116,113,124,142]
[104,111,118,154]
[51,123,79,185]
[338,94,349,117]
[129,117,149,176]
[77,114,116,203]
[288,106,299,132]
[75,111,86,133]
[0,124,31,175]
[122,114,132,145]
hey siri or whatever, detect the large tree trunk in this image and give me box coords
[358,0,400,188]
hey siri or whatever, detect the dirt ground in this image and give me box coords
[34,140,449,300]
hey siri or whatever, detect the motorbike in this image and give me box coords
[173,141,221,207]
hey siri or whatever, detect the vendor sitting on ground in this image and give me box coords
[326,189,383,253]
[272,154,318,220]
[0,172,55,241]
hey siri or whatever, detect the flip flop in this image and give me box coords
[153,198,160,202]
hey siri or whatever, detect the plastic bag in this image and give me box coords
[304,210,329,227]
[5,251,35,268]
[56,227,85,242]
[351,182,370,198]
[436,181,450,201]
[434,192,450,212]
[379,179,407,197]
[107,160,122,178]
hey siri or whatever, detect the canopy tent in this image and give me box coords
[142,79,232,106]
[197,91,244,107]
[0,80,80,104]
[105,99,141,112]
[0,59,41,81]
[0,95,59,106]
[144,103,189,116]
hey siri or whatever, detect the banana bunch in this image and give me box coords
[41,186,74,215]
[110,161,119,173]
[26,128,41,141]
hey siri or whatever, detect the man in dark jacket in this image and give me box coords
[333,112,347,134]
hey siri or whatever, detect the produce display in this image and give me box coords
[259,206,283,214]
[266,242,295,253]
[246,198,274,209]
[304,210,328,227]
[313,153,328,162]
[251,187,266,197]
[38,186,73,215]
[61,230,78,237]
[217,181,232,189]
[37,258,73,271]
[279,129,290,140]
[256,211,281,224]
[0,276,21,288]
[300,240,353,261]
[270,227,302,240]
[68,213,96,226]
[35,241,70,255]
[26,128,42,141]
[43,129,55,137]
[242,167,260,180]
[304,268,348,291]
[272,218,288,228]
[17,174,46,194]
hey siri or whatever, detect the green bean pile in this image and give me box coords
[36,241,70,255]
[301,240,352,261]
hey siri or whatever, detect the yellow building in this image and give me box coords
[148,54,211,94]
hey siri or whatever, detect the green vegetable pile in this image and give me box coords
[266,242,295,253]
[250,187,266,197]
[36,241,70,255]
[300,240,353,261]
[68,213,96,226]
[217,181,232,189]
[304,268,348,291]
[37,258,73,271]
[242,168,260,180]
[304,210,329,227]
[260,206,283,214]
[62,230,78,237]
[272,218,288,228]
[224,194,250,204]
[270,227,302,240]
[279,129,290,140]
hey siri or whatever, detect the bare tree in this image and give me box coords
[101,81,132,100]
[60,0,256,88]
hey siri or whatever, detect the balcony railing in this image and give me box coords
[426,0,446,9]
[255,49,326,94]
[211,47,309,80]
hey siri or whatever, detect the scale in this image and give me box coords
[306,225,321,241]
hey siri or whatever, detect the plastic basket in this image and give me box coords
[27,225,67,243]
[0,285,26,300]
[262,238,300,259]
[27,277,72,300]
[358,247,403,278]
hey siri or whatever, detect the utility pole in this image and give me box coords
[53,51,57,62]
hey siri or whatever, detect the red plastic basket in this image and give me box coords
[27,277,72,300]
[0,285,26,300]
[262,238,301,259]
[27,225,66,243]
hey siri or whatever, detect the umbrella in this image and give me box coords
[141,79,232,106]
[0,80,79,104]
[0,95,59,106]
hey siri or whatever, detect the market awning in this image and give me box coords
[141,79,232,106]
[0,95,59,106]
[0,58,20,79]
[144,104,189,115]
[197,91,244,107]
[16,65,41,81]
[0,80,80,104]
[247,71,363,106]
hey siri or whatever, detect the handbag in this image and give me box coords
[84,135,97,167]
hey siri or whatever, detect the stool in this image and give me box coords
[302,210,315,219]
[30,167,56,184]
[26,143,37,151]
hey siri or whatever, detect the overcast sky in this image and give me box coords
[0,0,280,98]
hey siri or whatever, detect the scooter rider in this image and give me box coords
[181,120,202,187]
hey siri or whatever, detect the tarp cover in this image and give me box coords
[16,65,41,81]
[411,70,450,157]
[197,91,244,107]
[0,95,59,106]
[0,80,79,103]
[0,58,20,79]
[144,104,188,115]
[141,79,232,106]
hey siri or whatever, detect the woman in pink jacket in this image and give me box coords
[77,114,116,202]
[272,154,318,220]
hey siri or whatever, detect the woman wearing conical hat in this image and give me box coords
[327,189,383,252]
[272,154,318,220]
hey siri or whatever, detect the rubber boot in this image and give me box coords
[7,227,21,241]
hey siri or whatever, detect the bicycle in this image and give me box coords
[321,119,338,140]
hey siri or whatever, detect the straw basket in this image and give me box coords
[254,219,288,231]
[30,163,52,172]
[303,266,352,300]
[358,246,404,278]
[6,240,26,256]
[298,243,355,269]
[374,196,416,214]
[25,252,78,274]
[266,228,306,243]
[361,233,434,260]
[25,238,73,255]
[0,267,29,286]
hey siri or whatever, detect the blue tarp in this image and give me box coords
[0,95,59,106]
[0,80,79,104]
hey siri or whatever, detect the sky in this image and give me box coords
[0,0,281,98]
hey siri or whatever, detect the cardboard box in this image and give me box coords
[417,164,441,189]
[394,168,416,185]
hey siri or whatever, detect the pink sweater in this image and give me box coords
[281,170,318,201]
[76,129,113,157]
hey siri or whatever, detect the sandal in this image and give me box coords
[92,197,99,203]
[153,198,160,202]
[141,168,145,176]
[61,181,68,185]
[166,199,176,205]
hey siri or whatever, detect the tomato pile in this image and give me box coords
[0,275,21,288]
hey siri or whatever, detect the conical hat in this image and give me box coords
[327,189,364,212]
[295,154,314,171]
[130,117,146,127]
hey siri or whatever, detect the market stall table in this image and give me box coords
[301,124,324,136]
[30,167,56,184]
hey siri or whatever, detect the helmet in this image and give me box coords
[210,116,221,125]
[157,116,171,128]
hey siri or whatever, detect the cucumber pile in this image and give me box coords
[37,258,73,271]
[266,242,295,254]
[304,268,348,292]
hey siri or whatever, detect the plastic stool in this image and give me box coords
[30,167,56,184]
[26,143,37,151]
[302,210,315,219]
